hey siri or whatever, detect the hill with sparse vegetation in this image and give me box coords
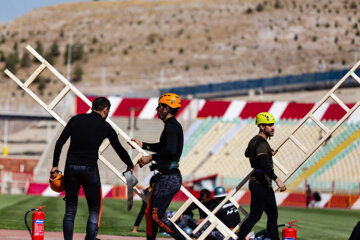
[0,0,360,103]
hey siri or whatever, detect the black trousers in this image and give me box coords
[134,200,147,227]
[237,182,279,240]
[63,164,102,240]
[145,173,185,240]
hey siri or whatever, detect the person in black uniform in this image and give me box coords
[237,112,286,240]
[213,186,240,230]
[131,93,185,240]
[184,189,217,227]
[50,97,134,240]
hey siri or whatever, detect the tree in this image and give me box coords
[34,40,44,62]
[35,40,43,55]
[0,50,5,62]
[50,41,60,57]
[20,52,31,67]
[64,42,84,65]
[4,52,19,74]
[72,64,83,83]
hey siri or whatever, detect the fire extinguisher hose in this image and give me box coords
[24,208,37,236]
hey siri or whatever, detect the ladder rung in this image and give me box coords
[289,135,309,154]
[273,157,289,175]
[229,197,249,217]
[171,198,193,222]
[309,115,330,134]
[24,63,46,87]
[351,72,360,85]
[198,222,218,240]
[330,93,350,112]
[48,85,71,110]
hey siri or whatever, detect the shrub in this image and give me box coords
[274,0,282,9]
[350,2,357,9]
[245,7,253,14]
[256,4,264,12]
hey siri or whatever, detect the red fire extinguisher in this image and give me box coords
[24,205,46,240]
[282,220,299,240]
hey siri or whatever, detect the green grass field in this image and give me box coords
[0,194,358,239]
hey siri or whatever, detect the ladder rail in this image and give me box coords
[5,44,238,240]
[274,60,360,152]
[281,100,360,184]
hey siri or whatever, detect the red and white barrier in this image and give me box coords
[76,97,360,122]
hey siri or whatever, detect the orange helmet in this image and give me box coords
[49,172,65,193]
[158,93,181,109]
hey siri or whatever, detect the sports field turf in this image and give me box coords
[0,194,358,239]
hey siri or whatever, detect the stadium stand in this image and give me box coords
[3,96,360,195]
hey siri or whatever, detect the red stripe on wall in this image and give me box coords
[112,98,148,117]
[177,99,191,116]
[197,100,231,118]
[76,96,96,114]
[239,102,273,119]
[325,194,354,208]
[321,103,355,121]
[281,193,306,207]
[281,103,314,120]
[27,183,49,195]
[238,191,251,205]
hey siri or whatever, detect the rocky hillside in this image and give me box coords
[0,0,359,103]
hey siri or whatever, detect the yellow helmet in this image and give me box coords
[49,172,65,193]
[158,93,181,109]
[256,112,275,125]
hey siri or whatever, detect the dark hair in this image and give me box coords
[92,97,111,111]
[200,189,210,198]
[169,107,178,116]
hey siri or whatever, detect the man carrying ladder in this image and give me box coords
[237,112,286,240]
[132,93,186,240]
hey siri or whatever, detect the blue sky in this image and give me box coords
[0,0,91,23]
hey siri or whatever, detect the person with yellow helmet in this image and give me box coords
[50,97,134,240]
[236,112,286,240]
[131,93,186,240]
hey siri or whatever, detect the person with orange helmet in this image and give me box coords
[236,112,286,240]
[50,97,134,240]
[131,93,186,240]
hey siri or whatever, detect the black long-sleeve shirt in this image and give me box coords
[142,117,183,172]
[246,135,277,187]
[53,112,133,168]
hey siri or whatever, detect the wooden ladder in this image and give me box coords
[4,45,238,240]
